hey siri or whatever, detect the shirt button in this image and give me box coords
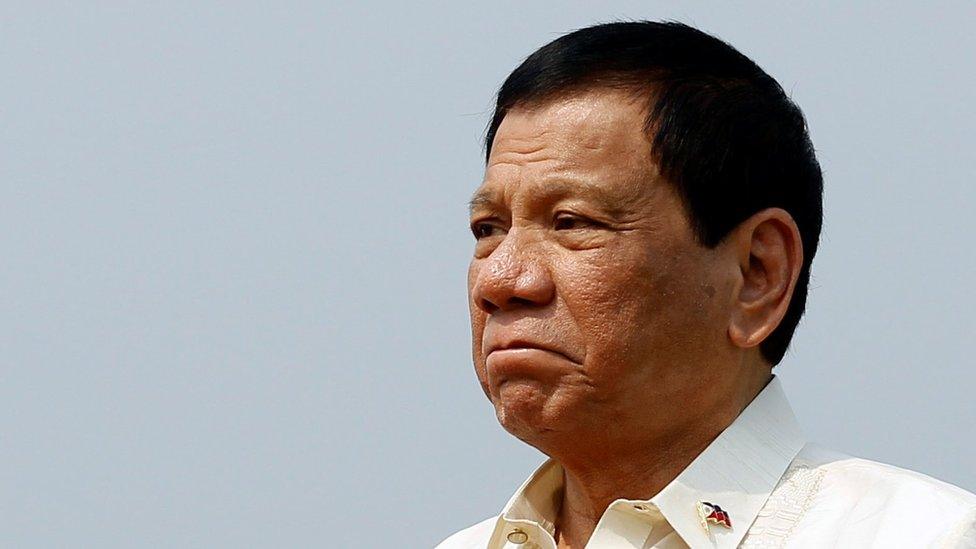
[507,529,529,544]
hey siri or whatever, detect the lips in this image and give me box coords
[485,338,578,363]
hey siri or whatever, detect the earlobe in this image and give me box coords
[727,208,803,350]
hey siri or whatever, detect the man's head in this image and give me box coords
[467,21,822,458]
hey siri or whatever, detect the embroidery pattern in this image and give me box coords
[740,463,826,548]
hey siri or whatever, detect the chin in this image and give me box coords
[492,381,562,442]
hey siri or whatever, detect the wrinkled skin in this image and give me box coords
[469,89,748,461]
[466,88,799,547]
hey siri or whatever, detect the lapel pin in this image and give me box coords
[697,501,732,531]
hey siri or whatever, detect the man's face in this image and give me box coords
[467,89,739,454]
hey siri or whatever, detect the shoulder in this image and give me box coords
[765,443,976,546]
[796,443,976,507]
[433,516,498,549]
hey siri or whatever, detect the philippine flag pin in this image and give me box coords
[697,501,732,532]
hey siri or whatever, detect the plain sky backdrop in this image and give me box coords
[2,2,974,547]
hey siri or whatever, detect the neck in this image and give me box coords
[552,370,773,548]
[553,429,714,548]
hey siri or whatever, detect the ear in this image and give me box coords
[726,208,804,350]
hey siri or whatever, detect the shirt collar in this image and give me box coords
[490,375,806,548]
[650,375,806,548]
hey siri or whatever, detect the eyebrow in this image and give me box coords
[467,190,498,215]
[469,176,636,216]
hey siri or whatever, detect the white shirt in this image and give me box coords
[436,377,976,548]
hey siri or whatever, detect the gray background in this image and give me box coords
[2,1,974,547]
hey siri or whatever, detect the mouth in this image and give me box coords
[486,339,577,363]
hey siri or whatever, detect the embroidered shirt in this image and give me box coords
[436,377,976,548]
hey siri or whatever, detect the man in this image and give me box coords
[438,21,976,549]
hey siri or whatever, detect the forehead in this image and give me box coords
[480,88,658,203]
[493,88,650,155]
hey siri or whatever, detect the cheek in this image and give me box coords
[554,254,646,362]
[468,260,489,389]
[467,260,485,333]
[558,246,662,317]
[558,247,718,369]
[469,311,491,397]
[628,257,728,370]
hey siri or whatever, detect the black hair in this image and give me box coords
[485,21,823,365]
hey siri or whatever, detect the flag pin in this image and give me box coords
[697,501,732,531]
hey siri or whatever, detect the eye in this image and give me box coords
[470,221,503,239]
[553,213,598,231]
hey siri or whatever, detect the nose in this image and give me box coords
[471,229,556,314]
